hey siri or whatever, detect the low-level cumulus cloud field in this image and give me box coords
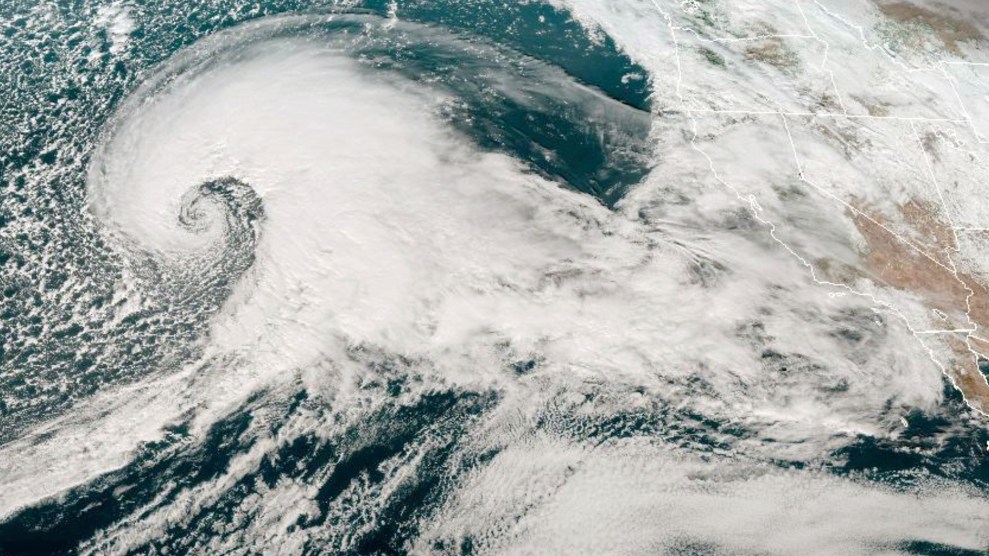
[0,1,987,555]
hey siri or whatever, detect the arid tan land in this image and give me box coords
[849,200,989,413]
[876,1,984,54]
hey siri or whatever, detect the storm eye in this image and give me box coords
[6,1,988,555]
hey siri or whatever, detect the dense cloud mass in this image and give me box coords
[0,1,988,555]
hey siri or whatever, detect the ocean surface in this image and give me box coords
[1,1,988,554]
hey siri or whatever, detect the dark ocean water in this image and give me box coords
[0,1,987,555]
[0,2,657,553]
[0,0,652,443]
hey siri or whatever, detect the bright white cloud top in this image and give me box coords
[0,1,988,555]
